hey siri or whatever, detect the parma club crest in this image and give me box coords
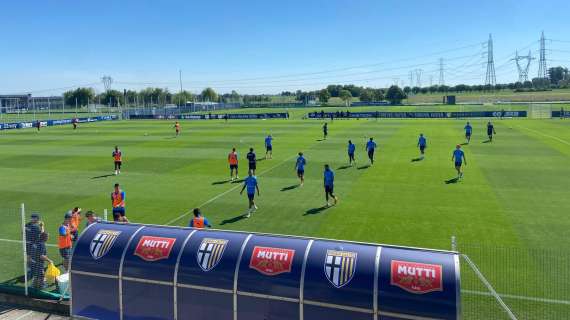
[324,250,357,288]
[90,230,121,260]
[196,238,228,272]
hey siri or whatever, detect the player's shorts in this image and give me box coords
[419,146,426,152]
[266,146,272,152]
[59,248,71,260]
[325,185,334,194]
[297,169,305,176]
[455,161,462,168]
[368,150,375,159]
[323,131,328,136]
[112,207,126,221]
[247,193,255,201]
[487,130,493,136]
[230,164,238,170]
[348,152,355,159]
[466,132,471,137]
[114,161,122,169]
[249,163,256,171]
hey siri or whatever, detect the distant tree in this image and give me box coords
[385,86,406,105]
[339,89,352,106]
[548,66,569,84]
[372,89,384,101]
[412,86,421,94]
[359,90,373,102]
[173,90,195,105]
[532,77,550,89]
[99,90,124,107]
[201,87,218,102]
[403,86,411,95]
[326,85,342,97]
[63,87,95,107]
[318,89,331,103]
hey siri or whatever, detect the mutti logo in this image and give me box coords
[390,260,443,294]
[249,246,295,276]
[134,236,176,262]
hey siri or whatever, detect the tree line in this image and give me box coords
[64,66,568,107]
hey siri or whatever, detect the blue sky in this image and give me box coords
[1,0,570,95]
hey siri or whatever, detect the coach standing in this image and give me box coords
[58,213,73,271]
[111,183,126,222]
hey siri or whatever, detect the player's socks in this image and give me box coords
[254,204,258,210]
[334,196,338,205]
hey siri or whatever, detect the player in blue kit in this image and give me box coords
[295,152,307,186]
[323,164,338,207]
[487,121,496,142]
[240,170,260,218]
[366,138,377,165]
[464,122,472,144]
[265,135,273,159]
[452,144,467,179]
[347,140,356,166]
[417,134,427,159]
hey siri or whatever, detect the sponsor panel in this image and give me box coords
[134,236,176,262]
[249,246,295,276]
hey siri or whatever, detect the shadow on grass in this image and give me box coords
[482,140,492,143]
[304,206,329,215]
[357,165,371,170]
[232,179,245,184]
[411,157,424,162]
[91,174,115,179]
[165,136,177,140]
[257,158,266,162]
[220,214,248,225]
[281,185,299,192]
[337,165,351,170]
[316,139,325,142]
[460,142,469,146]
[212,180,230,185]
[445,177,459,184]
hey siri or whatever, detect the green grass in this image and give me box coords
[1,113,569,317]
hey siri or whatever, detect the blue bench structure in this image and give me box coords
[71,222,460,320]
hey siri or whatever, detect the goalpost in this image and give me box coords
[529,104,552,119]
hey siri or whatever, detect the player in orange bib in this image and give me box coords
[113,146,122,175]
[174,121,180,137]
[228,148,239,181]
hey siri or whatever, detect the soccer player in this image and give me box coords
[295,152,307,186]
[240,170,260,218]
[69,207,81,242]
[265,135,273,159]
[323,164,338,207]
[36,120,41,132]
[112,146,122,175]
[246,148,257,175]
[347,140,356,166]
[323,123,328,140]
[487,121,496,142]
[174,121,180,136]
[85,211,100,227]
[452,144,467,179]
[111,183,126,222]
[366,137,377,165]
[58,213,73,271]
[417,134,427,159]
[228,148,239,181]
[188,208,212,229]
[72,118,78,130]
[561,107,565,120]
[464,122,472,144]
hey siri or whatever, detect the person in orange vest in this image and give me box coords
[188,208,211,229]
[58,213,73,271]
[112,146,122,175]
[111,183,126,222]
[174,121,180,137]
[69,207,82,242]
[228,148,239,181]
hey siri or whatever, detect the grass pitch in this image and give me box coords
[1,111,569,317]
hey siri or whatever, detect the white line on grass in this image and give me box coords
[165,154,297,226]
[0,238,58,247]
[515,124,570,146]
[12,311,35,320]
[463,289,570,305]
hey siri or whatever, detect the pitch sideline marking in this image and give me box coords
[514,124,570,146]
[0,237,58,248]
[463,289,570,306]
[164,154,297,226]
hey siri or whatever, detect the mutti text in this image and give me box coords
[257,249,289,261]
[397,265,437,278]
[142,239,172,249]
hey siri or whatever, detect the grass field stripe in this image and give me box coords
[514,124,570,146]
[0,238,58,248]
[165,154,298,225]
[463,289,570,305]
